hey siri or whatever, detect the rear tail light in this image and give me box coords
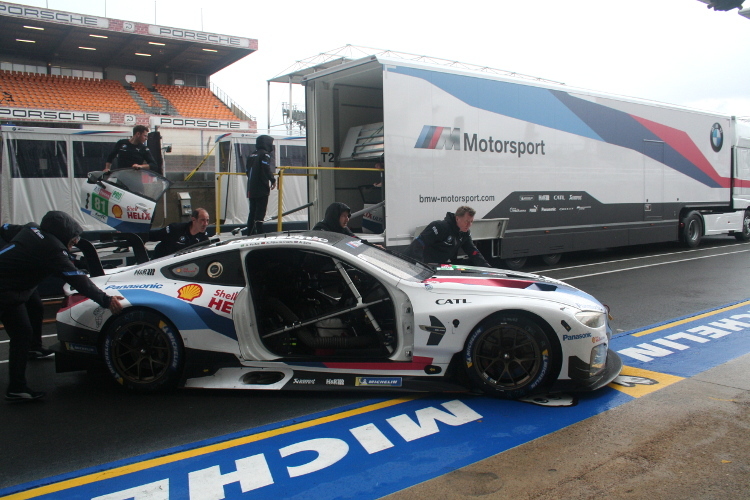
[59,293,89,312]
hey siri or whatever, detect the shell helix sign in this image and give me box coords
[80,180,157,232]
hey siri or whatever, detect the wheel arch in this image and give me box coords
[97,305,182,348]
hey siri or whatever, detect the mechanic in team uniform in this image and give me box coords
[245,135,276,235]
[312,202,356,237]
[407,206,490,267]
[0,224,51,359]
[150,208,210,258]
[0,211,123,401]
[103,125,157,173]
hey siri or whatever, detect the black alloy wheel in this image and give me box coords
[103,310,183,392]
[464,315,555,399]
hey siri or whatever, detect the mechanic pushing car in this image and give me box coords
[407,205,490,267]
[149,207,210,258]
[0,211,123,402]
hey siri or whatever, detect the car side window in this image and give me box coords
[163,250,245,286]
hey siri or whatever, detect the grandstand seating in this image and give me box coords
[0,71,142,114]
[0,71,241,121]
[130,81,159,109]
[154,84,239,120]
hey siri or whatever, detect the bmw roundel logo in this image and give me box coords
[711,123,723,152]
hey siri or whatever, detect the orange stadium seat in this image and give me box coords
[0,70,142,114]
[1,71,244,120]
[154,83,241,120]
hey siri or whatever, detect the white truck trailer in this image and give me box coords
[302,56,750,267]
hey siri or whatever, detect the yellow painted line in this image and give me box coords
[632,299,750,337]
[1,396,419,500]
[609,365,684,397]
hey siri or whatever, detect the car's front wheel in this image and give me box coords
[103,309,184,392]
[463,314,555,399]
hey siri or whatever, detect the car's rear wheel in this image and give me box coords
[103,309,184,392]
[464,314,554,399]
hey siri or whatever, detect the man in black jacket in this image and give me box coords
[150,208,210,258]
[103,125,157,172]
[407,206,490,267]
[245,135,276,235]
[0,211,123,401]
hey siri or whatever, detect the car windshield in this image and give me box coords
[356,246,433,282]
[104,169,171,202]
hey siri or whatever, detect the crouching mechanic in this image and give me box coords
[149,208,210,258]
[407,205,490,267]
[313,202,356,237]
[0,211,123,401]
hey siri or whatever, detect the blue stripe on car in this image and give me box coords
[113,289,237,340]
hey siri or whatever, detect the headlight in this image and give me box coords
[574,310,606,328]
[590,344,608,375]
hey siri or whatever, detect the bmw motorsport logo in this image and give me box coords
[711,123,723,152]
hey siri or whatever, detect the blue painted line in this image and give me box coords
[3,299,750,500]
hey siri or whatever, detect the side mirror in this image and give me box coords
[87,171,105,185]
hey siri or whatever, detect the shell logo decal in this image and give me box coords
[177,284,203,302]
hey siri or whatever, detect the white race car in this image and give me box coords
[55,232,621,399]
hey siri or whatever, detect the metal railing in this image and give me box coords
[210,82,255,122]
[214,165,384,234]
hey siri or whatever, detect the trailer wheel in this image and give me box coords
[682,212,703,248]
[735,211,750,241]
[541,254,561,266]
[503,257,527,270]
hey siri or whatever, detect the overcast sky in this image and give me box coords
[9,0,750,132]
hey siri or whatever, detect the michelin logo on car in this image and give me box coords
[356,377,402,387]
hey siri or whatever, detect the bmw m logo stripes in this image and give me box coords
[414,126,461,150]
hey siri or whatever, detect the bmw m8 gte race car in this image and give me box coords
[55,232,622,399]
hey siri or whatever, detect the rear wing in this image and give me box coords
[75,233,150,278]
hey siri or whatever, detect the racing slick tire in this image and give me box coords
[103,309,184,392]
[463,314,555,399]
[735,210,750,241]
[681,211,703,248]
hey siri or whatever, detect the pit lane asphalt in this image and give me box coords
[1,237,749,497]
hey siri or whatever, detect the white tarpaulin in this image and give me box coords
[215,133,308,226]
[1,126,129,230]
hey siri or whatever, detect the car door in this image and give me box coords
[239,245,401,361]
